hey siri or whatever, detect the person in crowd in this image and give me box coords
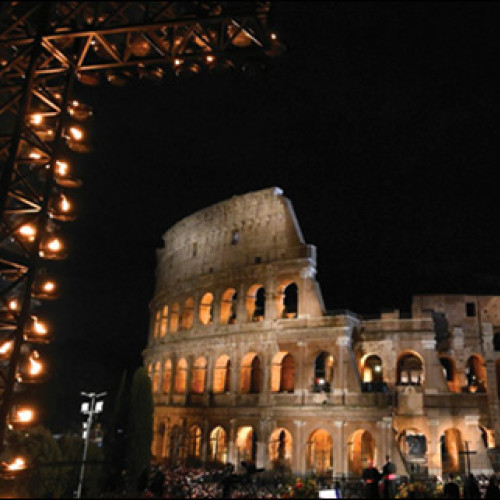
[485,474,500,499]
[381,455,396,499]
[464,473,481,498]
[362,458,381,499]
[443,473,460,499]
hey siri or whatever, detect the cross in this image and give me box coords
[459,441,477,476]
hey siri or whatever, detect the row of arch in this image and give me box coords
[151,282,298,338]
[157,423,477,477]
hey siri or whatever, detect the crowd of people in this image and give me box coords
[135,460,500,499]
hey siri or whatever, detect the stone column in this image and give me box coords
[237,282,248,322]
[383,416,394,464]
[464,415,492,475]
[333,421,345,477]
[294,420,306,475]
[427,418,441,476]
[201,418,210,464]
[265,274,278,321]
[259,351,271,405]
[185,354,194,404]
[297,341,307,403]
[422,339,447,393]
[228,418,237,467]
[335,336,349,396]
[376,421,386,467]
[256,418,271,469]
[211,292,220,326]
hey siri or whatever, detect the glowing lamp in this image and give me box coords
[30,113,43,125]
[9,406,35,429]
[69,126,83,141]
[49,192,77,221]
[0,341,14,361]
[173,58,183,67]
[9,299,19,311]
[54,160,82,188]
[39,235,67,260]
[206,55,215,64]
[1,457,27,479]
[17,224,36,242]
[24,316,52,343]
[129,35,151,57]
[68,101,93,121]
[17,351,45,383]
[65,126,91,153]
[32,278,59,300]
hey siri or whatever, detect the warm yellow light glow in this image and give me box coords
[72,100,79,106]
[69,126,83,141]
[270,33,278,40]
[8,299,18,310]
[56,160,69,176]
[15,408,34,423]
[30,113,43,125]
[47,238,61,252]
[29,151,42,160]
[0,341,13,356]
[33,317,47,335]
[6,457,26,471]
[42,281,55,293]
[174,58,182,67]
[29,351,42,376]
[18,224,36,241]
[206,55,215,63]
[59,195,71,212]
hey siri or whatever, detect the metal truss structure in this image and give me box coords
[0,1,283,455]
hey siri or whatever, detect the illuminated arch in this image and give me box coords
[306,429,333,475]
[162,359,172,393]
[199,292,214,325]
[240,352,261,394]
[277,281,298,319]
[246,284,265,322]
[191,356,207,394]
[398,428,427,476]
[181,297,194,330]
[236,426,257,463]
[209,426,228,463]
[439,355,459,393]
[153,308,161,339]
[152,361,161,393]
[269,427,293,466]
[160,304,168,336]
[170,302,180,333]
[174,358,188,393]
[271,351,295,393]
[213,354,231,393]
[312,351,334,392]
[348,429,375,477]
[188,425,202,459]
[397,351,424,386]
[441,428,465,476]
[220,288,237,325]
[465,354,487,393]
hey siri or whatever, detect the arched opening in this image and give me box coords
[465,354,487,392]
[236,426,257,465]
[209,426,227,464]
[246,284,265,322]
[188,425,202,459]
[220,288,237,325]
[397,352,424,386]
[496,359,500,399]
[153,308,161,339]
[312,352,334,392]
[213,354,231,393]
[160,304,168,336]
[169,425,187,464]
[439,356,459,392]
[170,302,179,333]
[162,359,172,393]
[362,354,385,392]
[269,428,293,469]
[240,352,261,394]
[181,297,194,330]
[441,428,465,476]
[152,361,161,393]
[306,429,333,475]
[271,352,295,393]
[155,422,166,459]
[191,357,207,394]
[494,332,500,351]
[174,358,188,393]
[398,429,427,476]
[279,282,298,319]
[348,429,375,477]
[199,292,214,325]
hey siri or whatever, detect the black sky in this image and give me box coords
[37,1,500,431]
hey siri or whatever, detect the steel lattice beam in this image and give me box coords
[0,1,283,456]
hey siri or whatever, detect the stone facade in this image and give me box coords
[143,187,500,477]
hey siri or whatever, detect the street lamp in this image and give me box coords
[76,391,106,499]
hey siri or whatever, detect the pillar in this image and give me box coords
[422,339,447,393]
[333,421,345,477]
[228,418,237,467]
[427,418,441,477]
[201,418,209,464]
[294,420,306,475]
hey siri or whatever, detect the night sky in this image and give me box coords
[37,2,500,431]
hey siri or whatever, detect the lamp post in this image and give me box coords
[76,391,106,499]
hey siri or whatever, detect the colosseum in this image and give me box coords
[143,186,500,478]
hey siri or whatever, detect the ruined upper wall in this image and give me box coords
[155,187,314,289]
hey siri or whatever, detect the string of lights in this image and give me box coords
[0,0,284,469]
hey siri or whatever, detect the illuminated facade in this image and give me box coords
[143,187,500,477]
